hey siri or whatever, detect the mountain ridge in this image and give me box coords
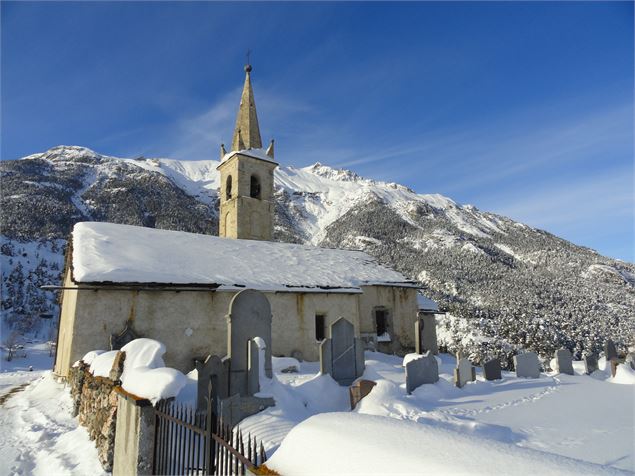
[2,145,633,365]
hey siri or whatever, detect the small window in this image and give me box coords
[375,308,387,336]
[250,175,261,199]
[315,314,326,341]
[226,175,233,200]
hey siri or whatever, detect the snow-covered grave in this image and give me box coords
[1,341,634,474]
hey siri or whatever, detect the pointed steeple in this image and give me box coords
[231,64,262,151]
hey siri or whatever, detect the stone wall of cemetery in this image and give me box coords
[68,354,125,471]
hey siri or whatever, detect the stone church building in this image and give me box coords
[53,64,424,378]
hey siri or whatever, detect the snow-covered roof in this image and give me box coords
[220,148,276,164]
[417,293,439,312]
[71,222,417,292]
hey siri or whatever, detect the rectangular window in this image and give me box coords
[315,314,326,341]
[375,309,387,336]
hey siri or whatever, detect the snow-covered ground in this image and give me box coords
[0,342,106,476]
[241,352,635,474]
[1,345,633,475]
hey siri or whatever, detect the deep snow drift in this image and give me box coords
[239,352,635,473]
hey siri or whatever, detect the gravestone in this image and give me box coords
[349,380,377,409]
[626,353,635,371]
[454,356,475,388]
[218,393,275,428]
[195,355,229,412]
[415,314,439,355]
[319,317,365,386]
[247,339,260,396]
[604,339,618,361]
[482,358,502,381]
[514,352,540,378]
[405,352,439,394]
[110,321,140,350]
[554,349,574,375]
[227,290,272,397]
[583,353,598,375]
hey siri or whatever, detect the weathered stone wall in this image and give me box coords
[68,362,87,417]
[68,352,125,471]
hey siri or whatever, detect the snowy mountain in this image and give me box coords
[2,146,634,363]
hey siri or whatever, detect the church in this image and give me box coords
[53,64,425,378]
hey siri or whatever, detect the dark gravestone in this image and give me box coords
[604,339,618,361]
[195,355,228,412]
[514,352,540,378]
[349,380,377,409]
[483,358,502,381]
[415,314,439,355]
[583,353,598,375]
[227,289,272,397]
[554,349,574,375]
[110,321,139,350]
[405,352,439,394]
[319,317,364,386]
[331,318,356,386]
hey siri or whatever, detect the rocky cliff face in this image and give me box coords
[2,146,633,363]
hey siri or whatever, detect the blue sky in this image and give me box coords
[2,2,633,261]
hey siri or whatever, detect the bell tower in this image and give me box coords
[217,63,277,241]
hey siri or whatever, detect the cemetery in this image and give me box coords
[52,287,635,474]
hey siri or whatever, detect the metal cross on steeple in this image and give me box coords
[246,49,252,66]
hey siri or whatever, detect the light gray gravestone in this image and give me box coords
[226,289,272,397]
[454,356,475,388]
[319,317,364,386]
[415,314,439,355]
[626,353,635,371]
[514,352,540,378]
[195,354,229,412]
[219,394,275,428]
[405,351,439,394]
[604,339,618,361]
[583,353,598,375]
[483,358,502,381]
[247,339,260,396]
[319,338,332,375]
[554,349,574,375]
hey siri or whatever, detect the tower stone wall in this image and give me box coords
[218,153,277,240]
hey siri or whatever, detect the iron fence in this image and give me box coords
[153,400,267,475]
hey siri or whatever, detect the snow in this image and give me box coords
[0,341,105,476]
[118,339,186,404]
[0,373,107,476]
[1,345,633,474]
[238,352,634,473]
[266,412,624,476]
[78,350,105,367]
[416,292,439,311]
[71,221,417,291]
[221,148,276,164]
[88,350,118,378]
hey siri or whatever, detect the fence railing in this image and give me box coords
[153,399,267,475]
